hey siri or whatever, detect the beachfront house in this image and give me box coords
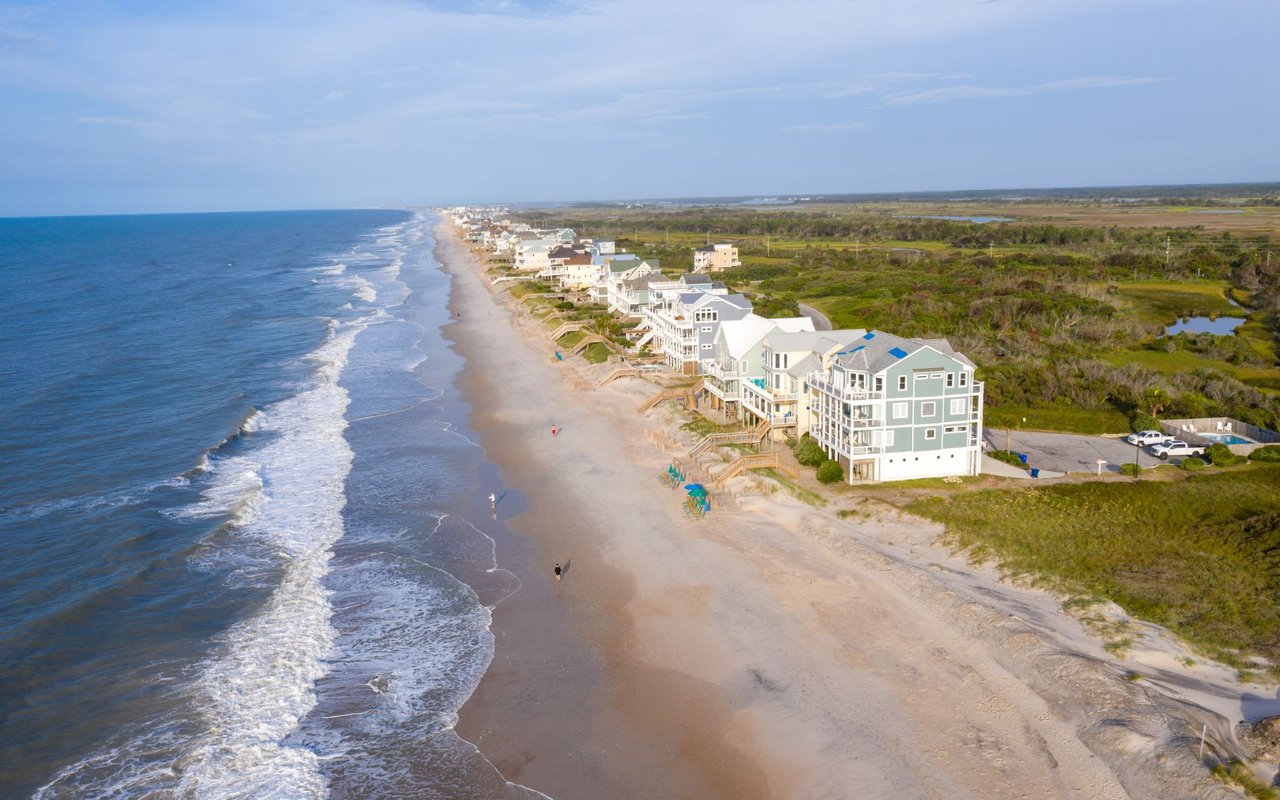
[702,314,815,419]
[600,256,656,311]
[739,330,867,436]
[693,243,741,273]
[538,244,598,289]
[806,331,983,482]
[639,276,752,374]
[613,272,669,318]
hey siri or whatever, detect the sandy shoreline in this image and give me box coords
[435,220,1262,799]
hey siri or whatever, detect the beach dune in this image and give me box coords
[438,222,1246,800]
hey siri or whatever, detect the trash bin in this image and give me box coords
[1018,453,1028,464]
[1030,468,1040,478]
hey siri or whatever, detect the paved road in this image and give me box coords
[797,303,832,331]
[985,429,1182,475]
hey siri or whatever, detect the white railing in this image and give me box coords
[805,372,884,401]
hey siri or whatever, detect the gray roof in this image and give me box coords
[833,330,976,374]
[623,273,666,289]
[786,352,821,378]
[763,329,866,356]
[679,273,713,285]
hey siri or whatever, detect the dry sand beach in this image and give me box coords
[436,221,1265,800]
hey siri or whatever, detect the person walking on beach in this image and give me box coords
[550,424,558,437]
[554,563,562,582]
[488,492,496,511]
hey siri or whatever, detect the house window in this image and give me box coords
[701,343,712,350]
[882,430,895,447]
[925,428,936,440]
[740,359,749,372]
[950,398,966,415]
[874,376,884,392]
[959,372,968,387]
[946,373,954,388]
[700,326,712,333]
[897,375,907,391]
[892,401,908,419]
[921,401,936,417]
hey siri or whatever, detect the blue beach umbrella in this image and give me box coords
[683,483,705,492]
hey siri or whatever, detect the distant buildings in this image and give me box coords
[693,243,740,273]
[447,207,983,483]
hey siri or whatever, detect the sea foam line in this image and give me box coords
[34,229,401,799]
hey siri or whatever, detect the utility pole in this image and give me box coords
[766,234,771,256]
[988,241,994,259]
[1165,236,1171,273]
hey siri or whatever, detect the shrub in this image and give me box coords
[1206,442,1246,467]
[816,460,844,484]
[1180,457,1206,472]
[1120,462,1143,477]
[793,436,826,467]
[1250,445,1280,463]
[1130,413,1161,434]
[555,300,575,310]
[989,449,1029,469]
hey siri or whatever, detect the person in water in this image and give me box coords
[554,563,562,582]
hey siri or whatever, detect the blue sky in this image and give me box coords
[1,0,1277,215]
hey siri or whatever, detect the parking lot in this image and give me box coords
[984,429,1184,475]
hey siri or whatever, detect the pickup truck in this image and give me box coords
[1125,429,1171,446]
[1148,440,1205,460]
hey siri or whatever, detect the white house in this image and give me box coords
[739,330,867,436]
[702,313,815,418]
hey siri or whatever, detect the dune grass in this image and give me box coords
[908,465,1280,670]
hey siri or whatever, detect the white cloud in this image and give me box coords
[885,75,1163,105]
[781,121,869,134]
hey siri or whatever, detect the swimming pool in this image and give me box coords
[1200,433,1253,445]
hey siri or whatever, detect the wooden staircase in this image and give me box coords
[711,451,798,488]
[569,334,610,355]
[688,422,772,457]
[598,367,641,387]
[637,378,704,413]
[550,320,588,340]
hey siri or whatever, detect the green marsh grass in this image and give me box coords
[908,466,1280,668]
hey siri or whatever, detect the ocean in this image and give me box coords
[0,210,542,799]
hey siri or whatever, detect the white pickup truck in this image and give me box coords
[1125,429,1171,446]
[1148,439,1206,460]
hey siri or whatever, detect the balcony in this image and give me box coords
[701,360,740,380]
[805,372,884,402]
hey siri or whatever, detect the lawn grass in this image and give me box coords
[557,330,586,348]
[985,404,1131,435]
[908,465,1280,669]
[582,342,610,364]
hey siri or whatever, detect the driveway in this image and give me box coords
[984,429,1178,475]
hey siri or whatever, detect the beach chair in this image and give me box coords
[1216,421,1224,431]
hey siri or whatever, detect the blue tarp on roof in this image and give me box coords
[862,332,876,340]
[888,347,909,358]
